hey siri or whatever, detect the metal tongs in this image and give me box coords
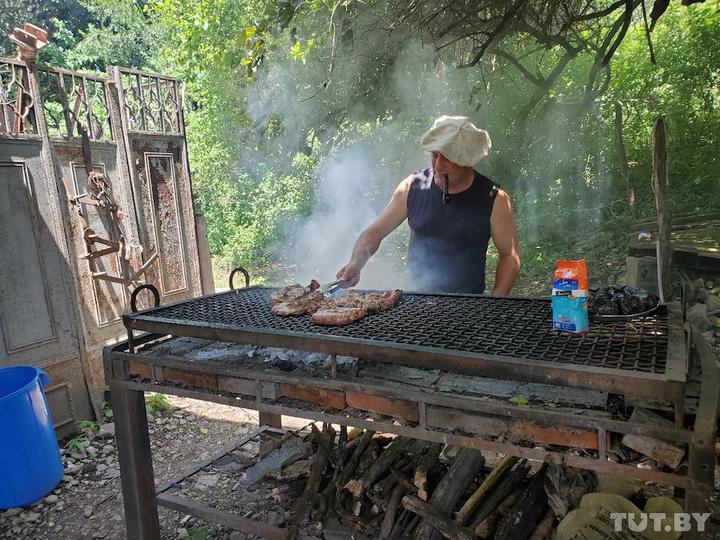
[319,280,344,296]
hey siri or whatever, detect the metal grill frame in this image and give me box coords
[124,286,689,418]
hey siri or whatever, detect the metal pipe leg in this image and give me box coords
[113,382,160,539]
[259,411,282,429]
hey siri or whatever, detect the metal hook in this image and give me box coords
[229,267,250,290]
[130,283,160,312]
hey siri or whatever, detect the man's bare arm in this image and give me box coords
[336,177,411,286]
[490,189,521,296]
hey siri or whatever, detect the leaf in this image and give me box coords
[200,427,209,434]
[509,396,529,406]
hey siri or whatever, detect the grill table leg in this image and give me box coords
[259,412,282,429]
[113,380,160,539]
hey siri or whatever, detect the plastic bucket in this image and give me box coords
[0,366,64,508]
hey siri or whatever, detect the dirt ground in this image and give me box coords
[1,394,719,540]
[0,396,312,540]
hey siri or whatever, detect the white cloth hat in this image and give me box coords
[420,115,491,167]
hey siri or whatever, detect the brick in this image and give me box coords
[219,377,279,399]
[128,361,152,379]
[161,367,218,391]
[510,421,608,450]
[346,391,419,422]
[280,384,346,410]
[426,405,506,437]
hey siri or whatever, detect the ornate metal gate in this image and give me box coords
[0,52,208,435]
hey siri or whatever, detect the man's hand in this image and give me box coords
[336,262,361,288]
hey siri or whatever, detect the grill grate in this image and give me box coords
[131,287,669,374]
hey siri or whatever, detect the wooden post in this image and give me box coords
[614,103,635,211]
[652,117,671,302]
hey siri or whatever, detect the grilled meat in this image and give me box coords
[331,289,401,312]
[311,307,368,326]
[271,290,325,317]
[269,279,320,306]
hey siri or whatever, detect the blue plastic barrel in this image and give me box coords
[0,366,64,508]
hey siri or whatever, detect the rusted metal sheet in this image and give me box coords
[1,54,207,432]
[0,60,90,436]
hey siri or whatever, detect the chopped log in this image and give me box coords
[621,407,685,469]
[390,464,418,494]
[455,455,518,525]
[495,464,549,540]
[288,430,331,540]
[259,420,315,459]
[652,116,671,301]
[414,442,444,501]
[469,459,531,529]
[414,448,485,540]
[242,436,311,486]
[529,509,556,540]
[311,424,338,468]
[380,484,406,540]
[346,437,411,498]
[335,430,375,489]
[402,496,475,540]
[473,487,523,539]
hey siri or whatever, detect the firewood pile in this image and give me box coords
[271,425,570,540]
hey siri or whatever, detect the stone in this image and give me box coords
[177,528,189,538]
[706,281,715,289]
[195,473,220,490]
[4,508,22,518]
[70,451,85,460]
[86,446,98,456]
[56,502,65,512]
[687,303,712,330]
[45,494,59,504]
[696,289,710,303]
[102,444,114,454]
[229,533,249,540]
[84,505,94,518]
[705,294,720,313]
[146,414,155,422]
[694,278,706,290]
[98,423,115,440]
[267,510,284,527]
[92,531,107,539]
[104,468,121,479]
[23,511,40,522]
[701,331,716,345]
[97,463,108,472]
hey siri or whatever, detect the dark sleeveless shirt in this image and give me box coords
[406,168,499,294]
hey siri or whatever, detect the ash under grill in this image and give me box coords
[129,287,669,374]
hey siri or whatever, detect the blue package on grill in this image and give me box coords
[552,260,589,334]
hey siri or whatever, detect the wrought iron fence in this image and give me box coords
[117,68,182,134]
[0,59,35,135]
[35,67,112,141]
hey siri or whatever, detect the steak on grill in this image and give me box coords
[271,290,325,316]
[330,289,401,312]
[311,307,368,326]
[269,280,320,306]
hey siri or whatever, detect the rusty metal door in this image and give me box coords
[111,67,202,305]
[0,59,92,435]
[1,56,207,433]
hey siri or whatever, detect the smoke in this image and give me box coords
[238,3,615,292]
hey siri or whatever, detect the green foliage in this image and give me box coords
[65,434,90,453]
[101,400,113,421]
[145,393,172,415]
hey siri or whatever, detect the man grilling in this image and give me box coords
[336,115,520,296]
